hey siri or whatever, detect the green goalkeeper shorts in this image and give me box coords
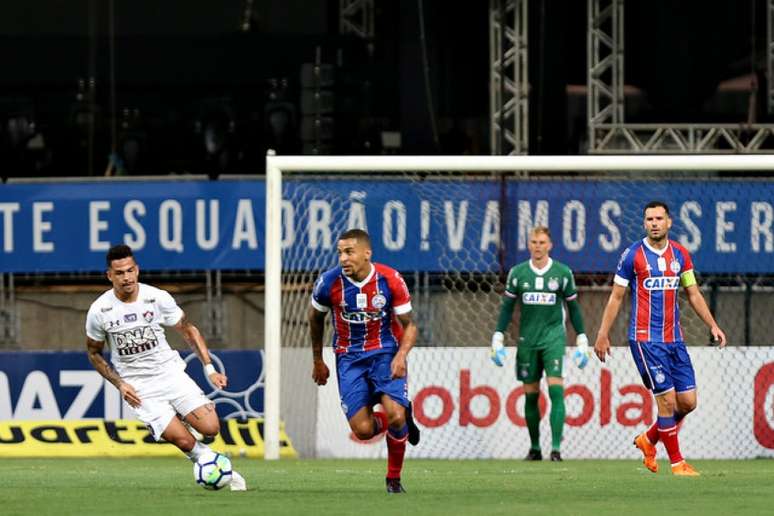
[515,341,565,383]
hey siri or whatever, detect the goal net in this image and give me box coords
[264,155,774,461]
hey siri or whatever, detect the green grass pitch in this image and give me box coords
[2,458,771,516]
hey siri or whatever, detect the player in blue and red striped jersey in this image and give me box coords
[308,229,420,494]
[594,201,727,477]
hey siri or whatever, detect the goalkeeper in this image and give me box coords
[489,226,588,461]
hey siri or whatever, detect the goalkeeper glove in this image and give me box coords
[490,332,506,367]
[572,333,590,369]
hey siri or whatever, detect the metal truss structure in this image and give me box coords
[588,0,624,129]
[589,0,774,153]
[591,123,774,153]
[490,0,529,155]
[339,0,374,40]
[489,0,774,154]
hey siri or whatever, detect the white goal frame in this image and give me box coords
[263,153,774,460]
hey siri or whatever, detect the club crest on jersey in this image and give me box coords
[124,313,137,322]
[143,311,154,322]
[643,276,680,290]
[371,294,387,309]
[670,260,681,274]
[522,292,557,305]
[548,278,559,291]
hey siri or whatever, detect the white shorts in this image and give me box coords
[128,370,212,441]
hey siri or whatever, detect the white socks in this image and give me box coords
[185,441,212,462]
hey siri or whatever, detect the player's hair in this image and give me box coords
[530,225,551,239]
[106,244,134,268]
[643,200,670,217]
[339,228,372,249]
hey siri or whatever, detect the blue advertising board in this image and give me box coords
[0,178,772,273]
[0,351,264,421]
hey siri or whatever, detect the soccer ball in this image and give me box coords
[193,451,233,490]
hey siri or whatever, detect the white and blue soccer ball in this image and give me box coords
[193,451,233,490]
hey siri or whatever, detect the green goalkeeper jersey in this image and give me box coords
[502,258,579,349]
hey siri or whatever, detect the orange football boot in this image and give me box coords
[633,433,658,473]
[671,461,700,477]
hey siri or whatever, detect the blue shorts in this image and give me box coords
[336,351,409,420]
[628,340,696,395]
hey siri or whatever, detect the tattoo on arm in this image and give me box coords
[396,312,418,353]
[86,337,123,388]
[175,313,211,364]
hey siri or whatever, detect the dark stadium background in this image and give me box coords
[0,0,766,179]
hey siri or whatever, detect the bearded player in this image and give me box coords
[594,201,727,476]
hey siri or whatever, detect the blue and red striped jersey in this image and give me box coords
[311,263,412,354]
[614,238,694,343]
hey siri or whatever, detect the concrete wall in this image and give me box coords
[3,284,768,351]
[4,284,265,351]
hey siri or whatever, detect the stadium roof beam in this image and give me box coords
[490,0,529,155]
[589,0,774,153]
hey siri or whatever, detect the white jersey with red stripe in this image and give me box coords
[614,238,694,343]
[310,262,412,354]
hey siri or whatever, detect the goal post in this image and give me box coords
[264,153,283,461]
[263,153,774,460]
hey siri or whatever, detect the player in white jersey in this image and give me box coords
[85,244,246,490]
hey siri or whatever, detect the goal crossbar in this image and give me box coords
[268,154,774,173]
